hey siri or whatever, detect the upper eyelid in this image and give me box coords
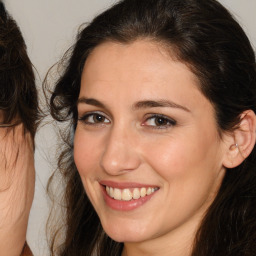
[144,113,176,121]
[77,108,113,120]
[78,110,108,118]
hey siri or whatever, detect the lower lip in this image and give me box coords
[101,186,158,211]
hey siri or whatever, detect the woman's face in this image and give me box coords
[74,40,228,245]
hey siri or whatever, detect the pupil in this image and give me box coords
[156,117,166,125]
[94,115,104,122]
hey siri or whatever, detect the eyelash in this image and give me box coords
[78,112,110,126]
[142,114,176,129]
[78,112,176,129]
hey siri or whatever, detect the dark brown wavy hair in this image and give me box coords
[47,0,256,255]
[0,1,39,137]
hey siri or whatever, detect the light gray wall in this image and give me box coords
[3,1,256,255]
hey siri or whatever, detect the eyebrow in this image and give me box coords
[77,97,190,112]
[132,100,190,112]
[77,98,106,108]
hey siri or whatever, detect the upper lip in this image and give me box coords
[99,180,159,189]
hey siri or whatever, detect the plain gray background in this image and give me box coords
[3,1,256,255]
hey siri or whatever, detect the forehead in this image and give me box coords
[81,40,203,101]
[82,40,200,89]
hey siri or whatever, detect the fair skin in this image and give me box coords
[0,123,35,255]
[74,40,242,256]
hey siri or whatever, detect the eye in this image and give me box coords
[142,114,176,129]
[78,112,110,125]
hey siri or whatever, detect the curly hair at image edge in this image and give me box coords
[0,1,39,137]
[46,0,256,255]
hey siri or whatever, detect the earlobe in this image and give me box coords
[223,110,256,168]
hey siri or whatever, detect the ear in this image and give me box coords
[223,110,256,168]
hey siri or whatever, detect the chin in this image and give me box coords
[107,232,147,243]
[101,218,151,243]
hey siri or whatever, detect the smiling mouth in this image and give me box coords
[105,186,159,201]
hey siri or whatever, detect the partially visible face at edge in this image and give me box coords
[0,122,35,229]
[74,40,229,246]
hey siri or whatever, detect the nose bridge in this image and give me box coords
[100,123,140,175]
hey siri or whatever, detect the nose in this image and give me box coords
[100,126,141,175]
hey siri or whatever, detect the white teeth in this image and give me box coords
[133,188,140,199]
[113,188,122,200]
[105,186,158,201]
[147,188,152,195]
[109,187,114,198]
[122,189,133,201]
[140,187,146,197]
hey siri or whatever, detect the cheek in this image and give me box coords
[143,136,197,177]
[73,130,103,205]
[143,129,222,188]
[73,129,98,178]
[143,133,224,223]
